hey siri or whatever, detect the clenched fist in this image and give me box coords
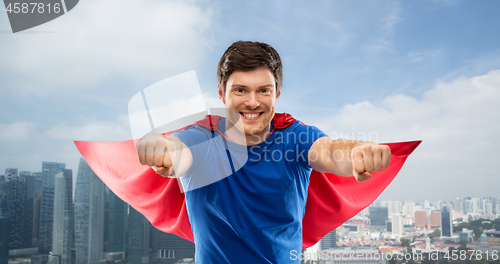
[351,144,391,182]
[136,134,191,178]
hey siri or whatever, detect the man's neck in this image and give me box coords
[224,119,271,146]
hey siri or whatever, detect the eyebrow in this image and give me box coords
[231,84,274,89]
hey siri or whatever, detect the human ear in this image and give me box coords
[218,84,226,104]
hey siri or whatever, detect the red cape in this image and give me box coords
[74,113,420,248]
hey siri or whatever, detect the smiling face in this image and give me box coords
[219,67,281,145]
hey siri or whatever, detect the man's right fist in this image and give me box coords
[137,134,175,177]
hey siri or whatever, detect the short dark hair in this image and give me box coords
[217,41,283,94]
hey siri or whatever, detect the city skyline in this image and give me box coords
[2,164,499,264]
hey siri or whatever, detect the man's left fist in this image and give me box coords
[351,143,391,182]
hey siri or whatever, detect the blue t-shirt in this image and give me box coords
[173,118,327,263]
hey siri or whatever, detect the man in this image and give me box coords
[136,41,391,263]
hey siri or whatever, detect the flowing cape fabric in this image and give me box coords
[74,113,421,248]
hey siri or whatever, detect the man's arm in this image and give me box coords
[308,137,391,182]
[136,134,193,178]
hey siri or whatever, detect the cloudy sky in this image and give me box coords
[1,0,500,201]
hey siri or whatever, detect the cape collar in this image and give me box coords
[192,112,297,135]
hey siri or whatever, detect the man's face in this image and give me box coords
[219,67,280,141]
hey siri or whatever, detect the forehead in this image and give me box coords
[226,67,276,87]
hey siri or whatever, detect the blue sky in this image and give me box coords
[1,0,500,201]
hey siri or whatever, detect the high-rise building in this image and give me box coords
[464,199,475,214]
[7,168,25,250]
[320,229,337,250]
[392,214,404,235]
[39,162,65,254]
[441,206,453,237]
[485,202,493,215]
[75,158,105,264]
[0,181,13,264]
[104,187,126,260]
[496,204,500,215]
[156,229,195,264]
[404,201,415,217]
[414,211,427,228]
[369,207,388,230]
[52,170,75,264]
[24,173,38,248]
[430,211,441,228]
[32,176,42,247]
[128,206,151,264]
[5,168,17,182]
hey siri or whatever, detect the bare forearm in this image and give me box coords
[309,137,390,182]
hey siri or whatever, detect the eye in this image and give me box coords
[260,88,270,93]
[235,88,245,93]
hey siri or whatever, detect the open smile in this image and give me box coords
[240,112,263,120]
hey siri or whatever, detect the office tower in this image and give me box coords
[52,170,75,264]
[0,175,4,185]
[464,199,475,214]
[157,229,195,264]
[32,176,42,247]
[75,158,105,264]
[150,225,159,263]
[392,214,404,235]
[369,207,388,230]
[471,198,480,213]
[485,203,493,215]
[441,206,453,237]
[5,168,17,182]
[496,204,500,215]
[386,221,392,232]
[128,206,150,264]
[404,201,415,217]
[39,162,66,254]
[430,211,441,228]
[104,187,126,260]
[414,211,427,228]
[0,181,12,264]
[320,229,337,250]
[7,168,25,250]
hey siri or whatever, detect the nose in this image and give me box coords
[244,93,260,109]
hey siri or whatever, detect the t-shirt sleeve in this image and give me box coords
[292,122,328,169]
[172,125,211,167]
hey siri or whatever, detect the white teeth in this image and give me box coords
[243,113,259,118]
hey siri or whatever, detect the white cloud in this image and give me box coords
[0,0,215,96]
[314,69,500,200]
[0,116,131,174]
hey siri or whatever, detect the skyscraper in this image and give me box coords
[392,214,404,235]
[128,206,151,264]
[52,170,75,264]
[441,206,453,237]
[75,158,105,264]
[320,229,337,250]
[430,211,441,228]
[7,168,26,250]
[39,162,66,254]
[156,230,195,264]
[0,180,12,264]
[5,168,17,182]
[104,187,126,260]
[369,207,388,230]
[414,211,427,228]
